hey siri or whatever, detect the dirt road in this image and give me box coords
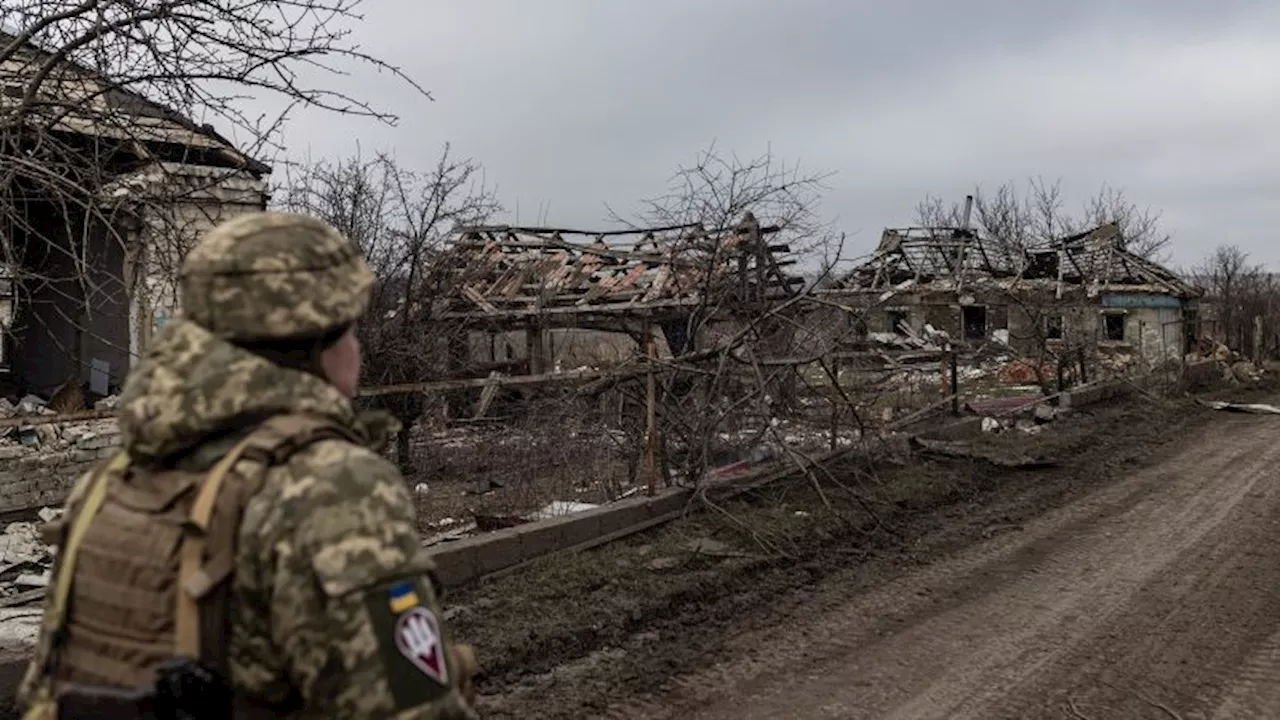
[605,404,1280,719]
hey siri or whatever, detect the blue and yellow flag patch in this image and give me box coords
[388,581,420,613]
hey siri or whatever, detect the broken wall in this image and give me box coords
[0,419,119,514]
[121,163,268,357]
[466,328,647,372]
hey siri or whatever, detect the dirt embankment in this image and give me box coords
[451,384,1280,718]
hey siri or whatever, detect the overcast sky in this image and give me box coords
[256,0,1280,271]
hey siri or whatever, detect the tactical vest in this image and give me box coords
[23,413,359,720]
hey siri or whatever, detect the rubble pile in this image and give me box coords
[0,508,59,608]
[1181,340,1267,386]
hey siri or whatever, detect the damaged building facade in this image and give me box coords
[828,221,1202,367]
[0,30,269,400]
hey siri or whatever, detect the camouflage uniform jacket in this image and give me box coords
[19,319,479,719]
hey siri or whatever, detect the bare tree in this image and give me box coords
[915,178,1171,264]
[1190,244,1277,359]
[597,143,848,493]
[277,145,503,466]
[0,0,425,397]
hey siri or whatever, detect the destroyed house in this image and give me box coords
[0,30,270,399]
[828,222,1202,362]
[430,213,805,378]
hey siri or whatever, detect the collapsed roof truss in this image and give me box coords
[838,222,1199,298]
[436,213,806,324]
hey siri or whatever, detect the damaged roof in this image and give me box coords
[1023,223,1200,297]
[0,29,269,174]
[839,226,1016,289]
[837,222,1200,298]
[435,212,805,321]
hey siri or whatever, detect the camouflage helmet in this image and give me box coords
[179,211,374,342]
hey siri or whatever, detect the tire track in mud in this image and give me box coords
[1211,630,1280,719]
[607,407,1280,719]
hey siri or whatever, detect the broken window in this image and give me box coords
[1103,312,1126,342]
[1044,314,1064,340]
[886,309,909,335]
[961,305,987,341]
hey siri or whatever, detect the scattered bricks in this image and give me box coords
[0,446,25,461]
[70,450,98,464]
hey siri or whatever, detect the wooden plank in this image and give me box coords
[473,372,503,419]
[0,588,45,608]
[461,285,497,314]
[0,409,114,429]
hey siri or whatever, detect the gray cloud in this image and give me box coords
[259,0,1280,268]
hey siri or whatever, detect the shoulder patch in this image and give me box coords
[395,606,449,685]
[363,577,452,708]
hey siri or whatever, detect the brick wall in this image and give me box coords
[0,420,120,514]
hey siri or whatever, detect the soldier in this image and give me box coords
[17,211,479,719]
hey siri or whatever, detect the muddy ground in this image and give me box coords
[451,382,1280,718]
[3,381,1273,719]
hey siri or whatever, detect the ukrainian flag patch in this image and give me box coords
[388,581,420,613]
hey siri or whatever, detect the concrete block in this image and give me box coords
[513,520,567,560]
[596,501,652,537]
[644,489,693,520]
[472,528,523,576]
[430,542,481,587]
[554,509,605,549]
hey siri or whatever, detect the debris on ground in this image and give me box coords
[909,437,1055,468]
[1230,361,1264,384]
[646,556,681,572]
[93,394,120,411]
[528,501,599,521]
[1,513,57,607]
[1197,399,1280,415]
